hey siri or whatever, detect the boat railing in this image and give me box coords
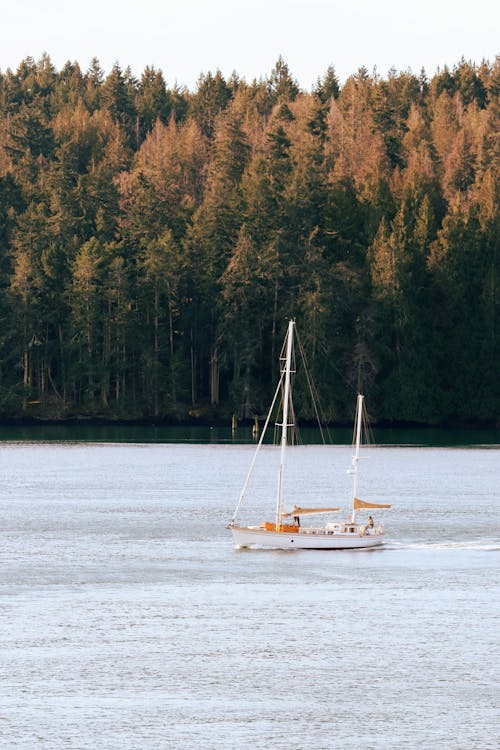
[298,523,384,536]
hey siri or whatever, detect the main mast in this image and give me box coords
[275,320,295,529]
[350,394,364,523]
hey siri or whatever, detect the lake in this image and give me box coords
[0,421,498,445]
[0,435,498,749]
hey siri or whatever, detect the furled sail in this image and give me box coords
[282,505,341,517]
[354,498,392,509]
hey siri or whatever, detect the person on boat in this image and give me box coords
[293,505,300,527]
[367,515,374,529]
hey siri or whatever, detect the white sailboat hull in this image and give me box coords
[230,525,385,550]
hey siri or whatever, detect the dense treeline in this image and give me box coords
[0,54,498,424]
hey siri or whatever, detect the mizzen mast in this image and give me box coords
[350,393,364,523]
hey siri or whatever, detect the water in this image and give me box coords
[0,441,498,749]
[0,422,498,446]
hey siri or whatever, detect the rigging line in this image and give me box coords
[286,341,300,445]
[351,396,374,451]
[298,334,331,445]
[230,370,285,524]
[362,402,376,448]
[295,329,331,445]
[351,396,360,450]
[288,380,300,446]
[274,384,285,445]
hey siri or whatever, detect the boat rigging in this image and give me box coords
[227,319,391,550]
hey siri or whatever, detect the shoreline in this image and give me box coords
[0,414,498,431]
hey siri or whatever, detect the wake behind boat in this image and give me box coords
[227,320,391,550]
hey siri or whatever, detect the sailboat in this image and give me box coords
[227,320,391,550]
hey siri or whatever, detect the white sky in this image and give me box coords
[1,0,498,89]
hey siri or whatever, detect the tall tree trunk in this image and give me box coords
[22,314,30,411]
[271,281,278,384]
[86,301,94,398]
[102,301,111,407]
[190,327,196,405]
[121,341,126,405]
[210,348,219,406]
[40,357,46,403]
[154,288,159,416]
[22,347,29,411]
[58,324,67,405]
[167,291,177,409]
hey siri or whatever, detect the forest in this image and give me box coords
[0,54,498,425]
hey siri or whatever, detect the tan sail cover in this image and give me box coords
[282,505,341,517]
[354,498,391,509]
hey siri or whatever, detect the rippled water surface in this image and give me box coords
[1,442,498,749]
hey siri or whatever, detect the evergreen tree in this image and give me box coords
[137,229,185,415]
[0,55,497,423]
[314,65,340,103]
[188,71,232,138]
[428,202,499,420]
[136,66,172,139]
[268,56,300,103]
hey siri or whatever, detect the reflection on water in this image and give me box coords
[0,422,498,445]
